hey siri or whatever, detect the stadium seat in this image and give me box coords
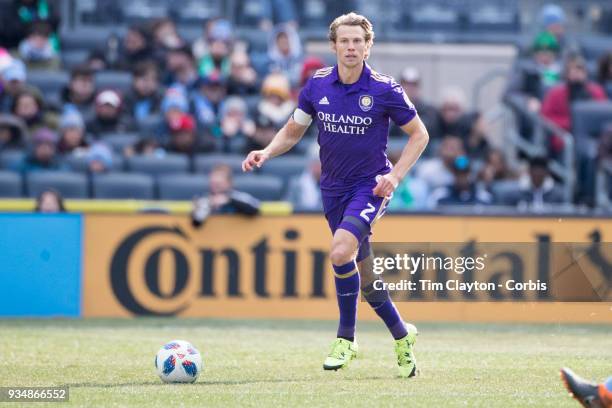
[172,0,222,24]
[194,154,245,174]
[157,174,208,200]
[64,153,124,173]
[490,179,521,206]
[0,150,25,171]
[95,71,133,94]
[233,174,283,200]
[26,171,89,198]
[121,0,168,23]
[92,173,154,199]
[126,154,190,176]
[99,133,140,153]
[260,156,309,183]
[572,101,612,157]
[26,70,69,101]
[61,50,90,70]
[0,171,23,197]
[60,29,112,51]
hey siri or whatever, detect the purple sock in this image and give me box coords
[363,281,408,340]
[333,261,360,339]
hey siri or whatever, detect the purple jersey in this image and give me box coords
[297,63,417,195]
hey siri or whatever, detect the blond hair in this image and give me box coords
[328,12,375,44]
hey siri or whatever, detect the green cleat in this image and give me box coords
[395,323,419,378]
[323,338,358,371]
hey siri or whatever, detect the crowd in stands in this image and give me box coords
[0,0,611,212]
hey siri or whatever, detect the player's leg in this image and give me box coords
[321,194,360,371]
[561,368,612,408]
[344,188,419,378]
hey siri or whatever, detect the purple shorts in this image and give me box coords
[322,181,390,259]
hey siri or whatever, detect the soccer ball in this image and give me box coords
[155,340,202,383]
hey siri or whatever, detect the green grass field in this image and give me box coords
[0,319,610,407]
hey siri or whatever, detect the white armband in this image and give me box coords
[292,108,313,126]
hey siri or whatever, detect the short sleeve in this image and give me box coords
[385,82,417,127]
[297,79,315,116]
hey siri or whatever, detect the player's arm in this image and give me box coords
[242,114,310,172]
[373,115,429,197]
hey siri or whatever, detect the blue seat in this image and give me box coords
[93,173,154,199]
[64,153,124,173]
[490,179,521,206]
[26,70,69,100]
[260,156,309,183]
[157,174,208,200]
[127,154,190,176]
[100,133,141,153]
[0,171,22,197]
[95,71,133,94]
[0,150,25,171]
[194,154,245,174]
[26,171,88,198]
[233,174,283,201]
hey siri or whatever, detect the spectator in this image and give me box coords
[61,66,96,118]
[191,163,260,227]
[0,113,27,150]
[0,59,28,113]
[516,156,564,210]
[164,45,198,89]
[597,51,612,99]
[57,110,87,154]
[541,54,607,154]
[106,25,152,70]
[227,50,258,95]
[165,112,214,155]
[396,67,439,138]
[196,19,233,78]
[158,86,190,143]
[18,21,59,69]
[124,61,163,123]
[415,135,465,191]
[18,127,62,172]
[191,72,228,131]
[267,25,303,87]
[86,90,134,137]
[218,96,255,153]
[12,87,57,134]
[477,149,518,187]
[0,0,60,50]
[286,153,322,211]
[86,142,113,173]
[537,4,577,55]
[35,189,65,213]
[298,56,325,88]
[436,87,476,140]
[506,31,562,113]
[151,18,185,58]
[429,155,492,207]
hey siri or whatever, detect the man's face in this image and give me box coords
[38,192,61,213]
[276,32,291,56]
[61,127,84,148]
[401,80,420,101]
[440,101,463,124]
[124,29,146,53]
[34,142,55,163]
[71,75,95,101]
[566,61,587,84]
[209,170,232,194]
[202,83,227,104]
[15,95,38,120]
[134,71,158,96]
[439,137,465,165]
[530,166,548,188]
[171,131,195,151]
[331,25,370,69]
[96,103,119,119]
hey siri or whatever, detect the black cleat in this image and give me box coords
[560,368,604,408]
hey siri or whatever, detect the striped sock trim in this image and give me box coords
[333,261,357,278]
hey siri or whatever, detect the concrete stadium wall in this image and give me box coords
[306,42,516,112]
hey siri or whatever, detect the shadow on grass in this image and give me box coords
[68,376,390,388]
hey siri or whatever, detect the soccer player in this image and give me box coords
[242,12,429,377]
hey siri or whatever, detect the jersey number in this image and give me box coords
[360,203,376,222]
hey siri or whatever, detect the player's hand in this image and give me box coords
[373,174,399,198]
[242,150,270,172]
